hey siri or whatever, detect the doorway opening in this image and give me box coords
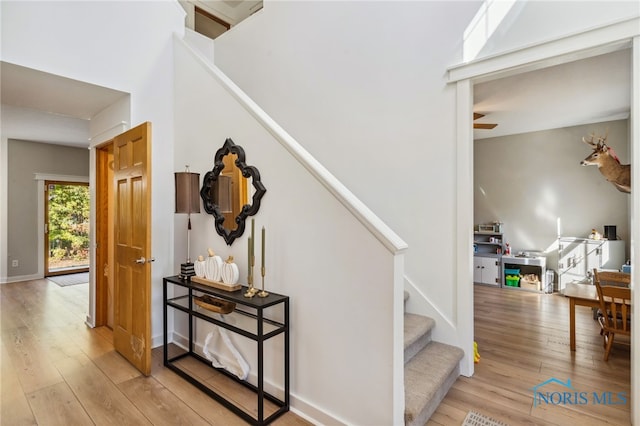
[45,181,90,277]
[452,26,637,415]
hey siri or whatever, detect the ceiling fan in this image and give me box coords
[474,113,498,129]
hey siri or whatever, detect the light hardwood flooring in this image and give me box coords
[429,285,631,426]
[2,279,631,425]
[0,278,310,426]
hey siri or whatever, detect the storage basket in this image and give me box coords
[505,275,520,287]
[520,277,540,291]
[504,268,520,276]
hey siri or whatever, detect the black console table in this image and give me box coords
[163,275,289,425]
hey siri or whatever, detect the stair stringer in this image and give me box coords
[404,275,472,377]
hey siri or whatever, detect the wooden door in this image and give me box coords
[112,122,152,375]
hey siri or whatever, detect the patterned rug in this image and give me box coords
[462,411,509,426]
[48,272,89,287]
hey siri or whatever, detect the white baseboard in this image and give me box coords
[1,273,43,284]
[151,333,166,349]
[289,394,348,426]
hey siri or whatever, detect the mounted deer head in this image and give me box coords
[581,134,630,193]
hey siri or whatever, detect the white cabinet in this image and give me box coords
[474,256,501,286]
[558,238,625,291]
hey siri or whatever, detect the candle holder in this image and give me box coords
[244,255,258,298]
[257,266,269,297]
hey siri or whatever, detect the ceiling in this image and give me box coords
[1,62,127,147]
[473,48,631,140]
[0,48,631,147]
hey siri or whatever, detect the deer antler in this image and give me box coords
[583,134,608,148]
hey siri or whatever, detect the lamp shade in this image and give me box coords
[175,172,201,214]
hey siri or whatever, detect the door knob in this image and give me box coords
[134,257,156,264]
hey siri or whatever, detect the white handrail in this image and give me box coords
[176,34,407,255]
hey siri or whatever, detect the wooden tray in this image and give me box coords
[191,276,242,292]
[193,295,236,314]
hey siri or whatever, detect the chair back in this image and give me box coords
[594,269,631,287]
[593,269,631,336]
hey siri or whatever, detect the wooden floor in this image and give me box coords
[429,285,631,426]
[0,278,310,426]
[2,279,631,425]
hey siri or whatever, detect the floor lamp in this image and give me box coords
[175,166,200,279]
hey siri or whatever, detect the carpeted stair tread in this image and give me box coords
[404,313,434,363]
[404,341,464,426]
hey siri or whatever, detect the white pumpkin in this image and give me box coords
[221,256,239,284]
[194,255,206,278]
[204,249,223,281]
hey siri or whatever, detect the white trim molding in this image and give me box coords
[630,34,640,426]
[34,173,89,183]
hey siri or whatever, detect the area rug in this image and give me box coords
[48,272,89,287]
[462,411,509,426]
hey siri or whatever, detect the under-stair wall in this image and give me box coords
[173,35,407,425]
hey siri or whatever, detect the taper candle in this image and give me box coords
[261,226,265,267]
[248,236,252,276]
[251,219,255,264]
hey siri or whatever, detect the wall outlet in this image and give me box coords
[12,259,18,267]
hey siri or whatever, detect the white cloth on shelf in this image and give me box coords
[202,314,250,380]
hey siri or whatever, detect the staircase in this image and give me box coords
[180,32,463,424]
[404,294,464,425]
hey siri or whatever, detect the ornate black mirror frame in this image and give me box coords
[200,138,266,245]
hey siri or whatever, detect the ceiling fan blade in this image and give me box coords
[474,123,498,129]
[473,113,485,120]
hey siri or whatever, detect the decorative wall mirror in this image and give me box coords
[200,138,266,245]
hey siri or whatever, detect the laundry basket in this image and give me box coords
[544,270,555,293]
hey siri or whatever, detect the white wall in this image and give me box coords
[475,120,630,272]
[174,38,403,425]
[213,0,483,357]
[212,0,640,372]
[0,105,92,283]
[1,1,186,338]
